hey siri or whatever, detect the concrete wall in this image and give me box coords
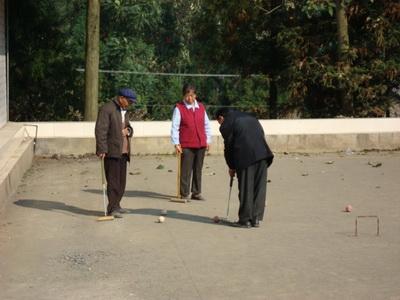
[23,118,400,156]
[0,123,34,209]
[0,0,7,128]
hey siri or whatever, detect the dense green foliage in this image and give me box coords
[9,0,400,121]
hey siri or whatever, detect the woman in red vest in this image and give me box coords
[171,83,212,200]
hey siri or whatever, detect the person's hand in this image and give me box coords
[175,144,182,154]
[229,169,236,178]
[206,144,210,152]
[98,153,106,159]
[122,128,129,136]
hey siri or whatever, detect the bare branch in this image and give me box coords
[255,4,282,16]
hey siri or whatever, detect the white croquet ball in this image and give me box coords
[158,216,165,223]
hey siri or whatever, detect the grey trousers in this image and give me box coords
[236,159,268,223]
[180,147,206,197]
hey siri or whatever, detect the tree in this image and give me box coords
[9,0,85,121]
[8,0,400,120]
[84,0,100,121]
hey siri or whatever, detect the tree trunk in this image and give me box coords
[335,0,352,115]
[268,0,281,119]
[84,0,100,121]
[336,0,349,60]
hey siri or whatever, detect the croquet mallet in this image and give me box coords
[225,175,234,219]
[170,151,187,203]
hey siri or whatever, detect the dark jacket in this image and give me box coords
[95,99,133,159]
[220,111,274,170]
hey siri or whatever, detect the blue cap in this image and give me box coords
[118,88,137,103]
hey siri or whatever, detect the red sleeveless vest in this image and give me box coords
[176,101,207,148]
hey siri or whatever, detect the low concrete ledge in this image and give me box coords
[269,132,400,153]
[0,123,34,209]
[33,132,400,156]
[22,118,400,156]
[23,118,400,137]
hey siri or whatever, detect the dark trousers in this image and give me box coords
[236,159,268,223]
[104,155,128,214]
[180,147,206,197]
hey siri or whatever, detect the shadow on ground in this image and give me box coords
[83,189,173,200]
[13,200,219,226]
[14,199,102,217]
[127,208,216,225]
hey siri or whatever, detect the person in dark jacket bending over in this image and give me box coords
[215,108,274,228]
[171,83,212,200]
[95,88,137,218]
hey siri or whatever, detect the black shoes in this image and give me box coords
[230,221,252,228]
[180,195,191,202]
[109,211,123,218]
[107,206,128,218]
[230,219,261,228]
[251,218,260,228]
[180,193,205,201]
[191,194,205,201]
[117,207,129,214]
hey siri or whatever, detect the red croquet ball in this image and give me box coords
[213,216,220,223]
[345,205,352,212]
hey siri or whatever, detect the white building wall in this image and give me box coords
[0,0,7,128]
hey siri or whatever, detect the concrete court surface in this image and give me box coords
[0,152,399,300]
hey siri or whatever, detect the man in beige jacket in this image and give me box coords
[95,88,136,218]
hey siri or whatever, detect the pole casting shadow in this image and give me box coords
[14,199,103,216]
